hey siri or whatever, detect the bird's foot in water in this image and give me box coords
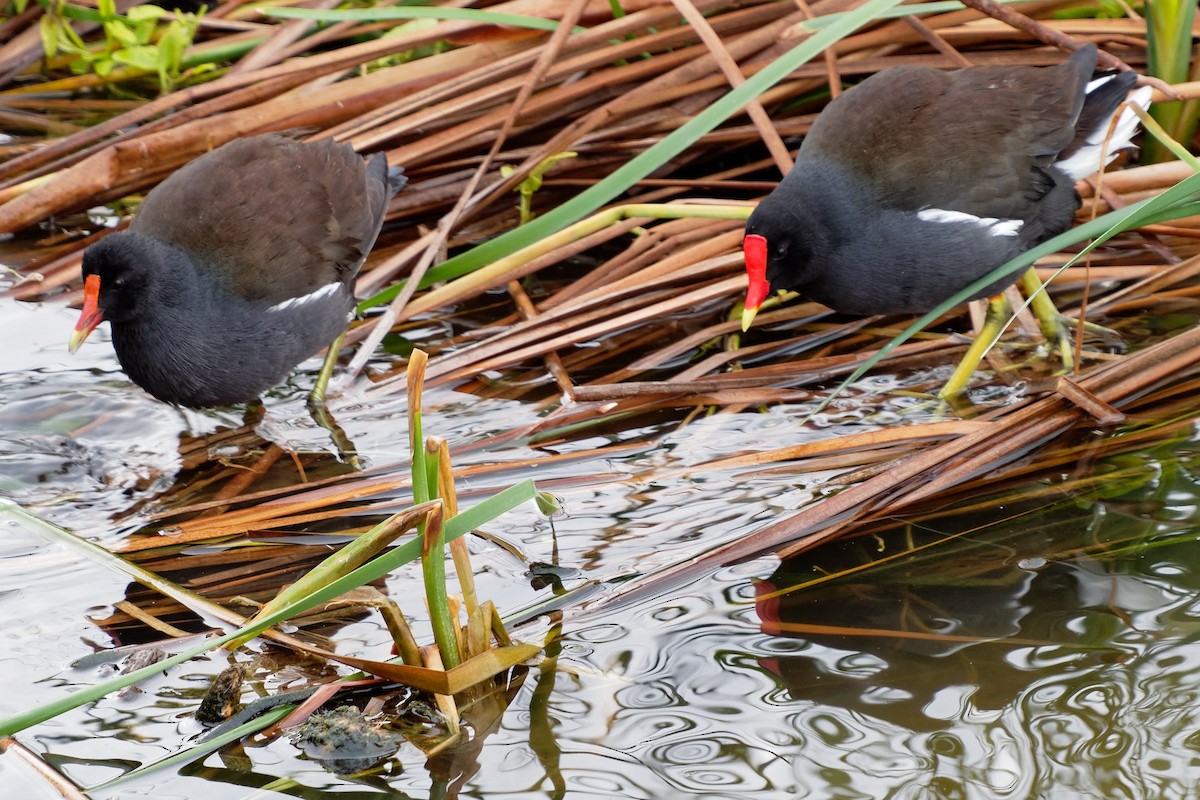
[933,328,1122,413]
[305,398,362,470]
[304,329,363,469]
[1033,314,1125,376]
[1020,269,1125,374]
[937,287,1125,406]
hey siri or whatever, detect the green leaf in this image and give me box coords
[38,14,59,58]
[132,17,158,44]
[59,16,88,49]
[158,23,186,69]
[112,44,159,71]
[52,3,105,22]
[125,4,165,21]
[104,19,138,47]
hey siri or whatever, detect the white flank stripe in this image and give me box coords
[267,281,342,313]
[917,208,1024,237]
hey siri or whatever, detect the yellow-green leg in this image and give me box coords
[1020,269,1124,367]
[939,294,1011,401]
[308,329,346,409]
[1019,269,1075,374]
[939,268,1121,400]
[306,329,361,469]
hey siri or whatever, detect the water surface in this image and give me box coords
[3,295,1200,798]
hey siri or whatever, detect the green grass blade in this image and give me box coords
[421,506,461,669]
[442,479,540,540]
[0,585,294,736]
[257,478,543,611]
[357,0,905,310]
[800,0,1037,29]
[228,502,438,649]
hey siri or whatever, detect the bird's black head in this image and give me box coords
[741,199,813,330]
[82,234,158,321]
[70,233,162,352]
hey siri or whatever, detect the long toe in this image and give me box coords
[1019,269,1124,373]
[1042,314,1127,376]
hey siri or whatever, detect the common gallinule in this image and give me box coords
[742,44,1151,398]
[69,134,405,408]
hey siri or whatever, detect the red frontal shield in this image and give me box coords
[742,233,770,330]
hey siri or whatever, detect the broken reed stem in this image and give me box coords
[405,348,462,669]
[423,646,461,737]
[436,437,481,617]
[407,348,430,506]
[380,598,423,667]
[464,602,491,661]
[0,736,89,800]
[448,594,467,665]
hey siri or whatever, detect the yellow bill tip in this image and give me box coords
[67,328,88,354]
[741,306,759,332]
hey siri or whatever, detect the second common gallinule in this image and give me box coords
[742,44,1151,398]
[69,134,405,408]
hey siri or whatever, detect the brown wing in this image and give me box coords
[800,47,1094,220]
[131,134,392,305]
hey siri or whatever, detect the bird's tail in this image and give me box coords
[1056,72,1152,181]
[387,165,408,195]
